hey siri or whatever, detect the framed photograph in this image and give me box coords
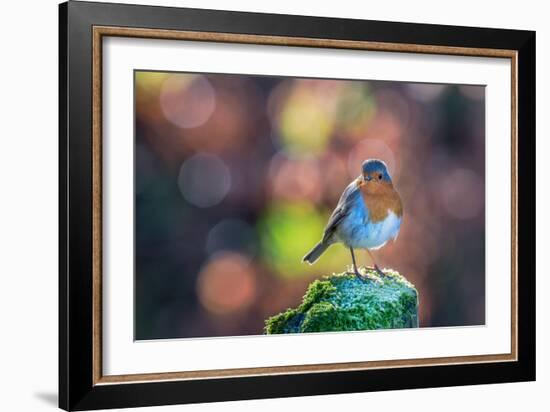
[59,1,535,410]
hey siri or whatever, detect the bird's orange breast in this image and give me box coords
[357,178,403,223]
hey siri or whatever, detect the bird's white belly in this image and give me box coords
[337,206,402,250]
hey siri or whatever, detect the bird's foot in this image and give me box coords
[361,265,384,277]
[351,267,368,283]
[373,264,387,278]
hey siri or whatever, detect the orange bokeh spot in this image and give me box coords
[196,252,257,315]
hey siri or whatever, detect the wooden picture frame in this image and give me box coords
[59,1,535,410]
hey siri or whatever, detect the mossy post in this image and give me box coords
[265,269,418,334]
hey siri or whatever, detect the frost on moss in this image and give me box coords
[264,269,419,334]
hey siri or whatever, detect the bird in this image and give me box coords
[302,159,402,280]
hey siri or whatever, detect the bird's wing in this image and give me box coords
[322,179,361,242]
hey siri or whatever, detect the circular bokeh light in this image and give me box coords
[206,219,257,258]
[196,252,257,315]
[440,168,484,220]
[177,153,231,208]
[160,74,216,129]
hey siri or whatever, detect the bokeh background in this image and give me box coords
[134,70,485,340]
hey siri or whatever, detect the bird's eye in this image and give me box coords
[378,174,383,180]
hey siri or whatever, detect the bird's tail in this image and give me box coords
[302,242,330,264]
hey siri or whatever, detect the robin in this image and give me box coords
[303,159,402,280]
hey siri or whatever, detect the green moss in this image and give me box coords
[264,308,301,334]
[264,268,419,334]
[298,280,337,312]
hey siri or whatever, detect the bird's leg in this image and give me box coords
[366,249,385,277]
[349,248,366,282]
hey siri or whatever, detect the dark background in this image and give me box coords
[134,71,485,340]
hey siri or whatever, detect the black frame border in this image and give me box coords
[59,1,535,410]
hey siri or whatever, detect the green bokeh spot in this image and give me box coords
[258,202,349,278]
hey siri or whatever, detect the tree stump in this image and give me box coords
[265,269,419,334]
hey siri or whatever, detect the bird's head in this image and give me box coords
[361,159,392,185]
